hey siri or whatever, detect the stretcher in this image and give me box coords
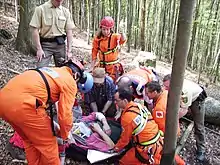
[65,120,124,164]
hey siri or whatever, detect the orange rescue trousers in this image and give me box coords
[119,139,163,165]
[100,62,124,82]
[1,96,60,165]
[0,67,77,165]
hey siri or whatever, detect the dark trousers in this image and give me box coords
[190,99,206,153]
[37,42,66,68]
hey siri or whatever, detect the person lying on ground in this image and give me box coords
[8,111,119,164]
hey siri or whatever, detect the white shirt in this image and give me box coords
[181,79,203,108]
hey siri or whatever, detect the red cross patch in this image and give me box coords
[156,111,164,118]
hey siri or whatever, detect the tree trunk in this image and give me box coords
[92,0,96,36]
[115,0,120,33]
[97,0,100,25]
[168,0,177,61]
[187,0,201,67]
[146,0,153,52]
[214,51,220,83]
[127,0,134,52]
[134,0,140,49]
[150,0,157,52]
[102,0,105,18]
[87,0,91,45]
[171,1,180,59]
[109,0,112,16]
[15,0,36,54]
[140,0,146,51]
[160,0,196,164]
[209,0,220,76]
[197,0,216,82]
[15,0,18,22]
[159,1,166,59]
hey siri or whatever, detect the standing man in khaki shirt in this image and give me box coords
[30,0,75,67]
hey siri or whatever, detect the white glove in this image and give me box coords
[95,112,105,121]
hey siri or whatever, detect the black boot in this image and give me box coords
[6,142,26,160]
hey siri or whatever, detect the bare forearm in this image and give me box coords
[97,130,115,149]
[31,27,42,50]
[66,29,73,53]
[90,102,98,112]
[102,101,112,113]
[101,118,108,126]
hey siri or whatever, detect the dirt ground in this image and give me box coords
[0,10,220,165]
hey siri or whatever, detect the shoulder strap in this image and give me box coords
[126,109,140,115]
[107,34,112,51]
[32,68,56,136]
[34,69,51,104]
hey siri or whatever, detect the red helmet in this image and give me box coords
[100,16,115,28]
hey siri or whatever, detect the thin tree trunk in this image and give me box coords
[168,0,176,60]
[15,0,18,22]
[214,50,220,83]
[187,0,201,68]
[92,0,96,36]
[134,0,140,49]
[87,0,91,45]
[15,0,36,54]
[140,0,146,51]
[97,0,100,25]
[160,0,196,164]
[146,0,153,51]
[102,0,105,18]
[209,0,220,76]
[160,1,166,59]
[109,0,112,16]
[127,0,133,52]
[171,1,180,59]
[115,0,120,33]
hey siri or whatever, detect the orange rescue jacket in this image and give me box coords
[152,90,181,135]
[92,33,126,63]
[125,68,154,85]
[0,66,77,139]
[115,101,160,151]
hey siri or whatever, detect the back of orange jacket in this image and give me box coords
[125,67,154,84]
[0,66,77,139]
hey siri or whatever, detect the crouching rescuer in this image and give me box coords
[113,87,163,165]
[0,59,93,165]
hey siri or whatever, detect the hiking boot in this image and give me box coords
[6,142,25,160]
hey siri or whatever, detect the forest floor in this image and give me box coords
[0,10,220,165]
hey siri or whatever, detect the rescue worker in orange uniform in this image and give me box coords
[116,66,159,99]
[91,16,126,82]
[0,60,93,165]
[145,81,185,165]
[114,87,163,165]
[115,66,159,118]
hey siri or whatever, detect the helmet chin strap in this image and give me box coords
[136,81,144,96]
[73,72,78,80]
